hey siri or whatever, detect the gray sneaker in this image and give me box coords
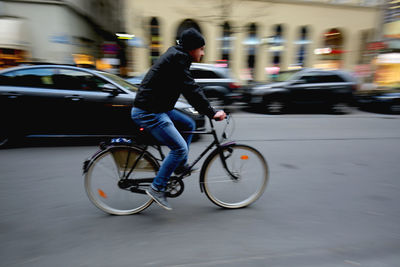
[146,187,172,211]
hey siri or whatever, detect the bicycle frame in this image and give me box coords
[102,116,238,194]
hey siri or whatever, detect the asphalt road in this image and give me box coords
[1,109,400,267]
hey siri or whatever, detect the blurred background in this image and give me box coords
[0,0,398,87]
[1,2,400,266]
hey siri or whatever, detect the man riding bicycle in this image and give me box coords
[131,28,226,210]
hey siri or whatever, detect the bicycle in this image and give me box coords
[82,115,269,215]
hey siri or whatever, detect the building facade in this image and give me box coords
[124,0,382,82]
[0,0,124,73]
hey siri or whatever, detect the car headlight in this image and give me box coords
[181,107,199,115]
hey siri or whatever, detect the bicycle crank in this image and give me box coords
[165,177,184,198]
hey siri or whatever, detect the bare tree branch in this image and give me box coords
[176,0,272,33]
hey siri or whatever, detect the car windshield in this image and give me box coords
[99,71,138,92]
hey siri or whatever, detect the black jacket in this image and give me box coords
[133,45,216,118]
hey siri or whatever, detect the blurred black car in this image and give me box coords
[244,68,358,114]
[0,65,205,147]
[355,87,400,114]
[126,63,242,106]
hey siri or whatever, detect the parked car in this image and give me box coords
[0,65,205,147]
[126,63,243,106]
[244,68,359,114]
[354,86,400,114]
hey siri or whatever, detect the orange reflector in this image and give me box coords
[98,189,107,199]
[241,155,249,160]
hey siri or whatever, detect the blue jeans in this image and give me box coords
[131,107,196,191]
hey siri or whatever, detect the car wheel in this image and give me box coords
[265,100,285,114]
[0,132,9,148]
[331,102,350,114]
[389,101,400,114]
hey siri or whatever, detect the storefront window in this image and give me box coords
[295,26,310,67]
[150,17,161,65]
[266,24,285,80]
[0,48,27,69]
[245,23,258,80]
[220,22,232,66]
[271,24,284,67]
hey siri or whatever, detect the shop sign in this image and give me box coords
[102,43,118,54]
[73,54,94,65]
[354,64,373,77]
[314,47,332,55]
[367,42,387,51]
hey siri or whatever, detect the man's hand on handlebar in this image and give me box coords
[213,110,227,121]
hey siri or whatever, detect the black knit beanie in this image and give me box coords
[180,28,205,51]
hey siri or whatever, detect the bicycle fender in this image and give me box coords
[83,148,106,174]
[198,141,236,193]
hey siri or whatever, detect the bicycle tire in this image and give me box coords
[84,145,159,215]
[201,144,269,209]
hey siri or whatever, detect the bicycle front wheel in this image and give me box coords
[84,145,158,215]
[201,144,269,209]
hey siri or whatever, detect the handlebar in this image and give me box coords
[212,110,228,121]
[207,113,232,139]
[208,112,229,126]
[180,113,233,142]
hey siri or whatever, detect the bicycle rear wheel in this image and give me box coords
[84,145,158,215]
[201,144,269,209]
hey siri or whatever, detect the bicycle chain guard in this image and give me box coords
[165,177,184,198]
